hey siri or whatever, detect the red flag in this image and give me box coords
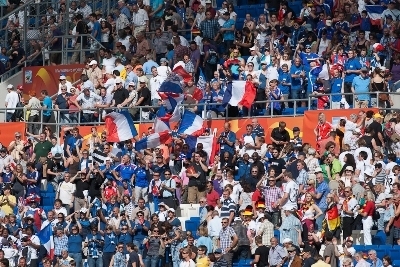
[192,88,203,101]
[238,81,256,109]
[172,65,192,83]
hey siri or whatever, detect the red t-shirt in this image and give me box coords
[252,189,263,202]
[207,190,220,208]
[363,201,375,217]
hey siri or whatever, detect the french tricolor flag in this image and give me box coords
[37,223,54,258]
[177,110,204,137]
[186,135,218,164]
[135,131,172,150]
[365,5,386,26]
[222,81,256,109]
[105,110,138,142]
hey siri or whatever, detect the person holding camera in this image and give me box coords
[144,227,165,267]
[85,226,104,267]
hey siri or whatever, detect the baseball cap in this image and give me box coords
[59,75,66,80]
[250,46,257,51]
[345,166,354,172]
[89,60,97,65]
[314,167,323,173]
[160,58,168,63]
[115,77,123,84]
[6,84,13,89]
[214,248,222,254]
[373,113,384,119]
[167,208,175,213]
[283,238,292,243]
[138,76,147,83]
[128,82,135,87]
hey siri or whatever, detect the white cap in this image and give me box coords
[325,20,332,26]
[283,238,292,243]
[6,84,13,89]
[205,0,212,3]
[105,157,111,161]
[26,214,34,218]
[250,46,257,51]
[128,82,136,87]
[314,167,323,173]
[59,75,66,79]
[89,60,97,65]
[80,207,88,213]
[167,208,175,213]
[115,77,123,84]
[364,168,374,177]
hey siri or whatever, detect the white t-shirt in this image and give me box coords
[102,56,116,70]
[157,66,171,80]
[104,78,116,95]
[58,181,76,205]
[28,235,40,259]
[282,180,299,211]
[386,161,397,177]
[5,91,19,113]
[149,76,163,100]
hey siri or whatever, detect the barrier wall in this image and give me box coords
[23,64,85,96]
[1,108,377,148]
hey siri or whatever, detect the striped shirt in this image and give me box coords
[375,170,386,185]
[220,198,236,219]
[268,245,287,266]
[296,169,308,188]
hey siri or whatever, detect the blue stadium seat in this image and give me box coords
[372,231,386,245]
[236,9,246,19]
[274,229,280,243]
[246,7,257,17]
[42,197,53,206]
[390,249,400,261]
[42,206,53,213]
[46,183,55,193]
[393,260,400,267]
[282,108,294,115]
[216,0,224,7]
[185,220,199,232]
[296,107,308,114]
[364,245,379,251]
[353,245,365,252]
[374,248,387,259]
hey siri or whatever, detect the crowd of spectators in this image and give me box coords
[2,0,400,267]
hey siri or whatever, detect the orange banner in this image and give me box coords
[302,108,378,148]
[23,64,85,97]
[0,122,27,145]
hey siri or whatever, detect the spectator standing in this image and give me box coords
[344,49,361,105]
[4,84,19,122]
[218,218,238,266]
[351,67,370,108]
[268,237,287,267]
[131,4,149,37]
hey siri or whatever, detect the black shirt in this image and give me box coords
[128,251,140,267]
[255,245,269,267]
[303,257,316,267]
[51,28,63,50]
[270,127,290,148]
[76,20,89,45]
[46,159,65,180]
[368,121,383,147]
[302,241,321,258]
[188,162,206,190]
[74,179,90,198]
[113,88,129,106]
[9,47,25,67]
[88,173,103,199]
[137,87,151,111]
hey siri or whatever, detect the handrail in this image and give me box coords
[0,0,34,23]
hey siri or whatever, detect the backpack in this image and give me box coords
[207,48,218,65]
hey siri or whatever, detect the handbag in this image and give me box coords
[371,81,389,101]
[373,210,380,220]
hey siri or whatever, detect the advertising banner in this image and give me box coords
[23,64,85,97]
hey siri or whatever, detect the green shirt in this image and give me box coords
[34,140,52,160]
[331,158,342,176]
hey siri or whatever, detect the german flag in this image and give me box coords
[321,204,340,237]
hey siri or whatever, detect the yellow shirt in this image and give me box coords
[0,195,16,215]
[196,256,209,267]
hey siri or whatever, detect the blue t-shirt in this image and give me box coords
[316,181,329,209]
[299,52,319,72]
[114,163,136,183]
[222,19,235,41]
[92,21,101,42]
[134,166,149,188]
[218,131,236,155]
[278,69,291,94]
[330,77,343,102]
[132,220,150,241]
[290,64,304,90]
[43,96,52,116]
[344,58,362,83]
[352,75,371,101]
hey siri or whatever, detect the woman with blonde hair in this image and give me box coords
[196,225,213,254]
[359,191,375,245]
[196,245,210,267]
[179,248,195,267]
[299,192,323,240]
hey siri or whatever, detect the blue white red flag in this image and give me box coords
[177,110,204,136]
[135,131,172,150]
[192,69,206,101]
[38,223,54,259]
[158,72,185,95]
[105,110,138,142]
[222,81,256,109]
[365,5,386,25]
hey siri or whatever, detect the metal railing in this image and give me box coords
[307,91,400,110]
